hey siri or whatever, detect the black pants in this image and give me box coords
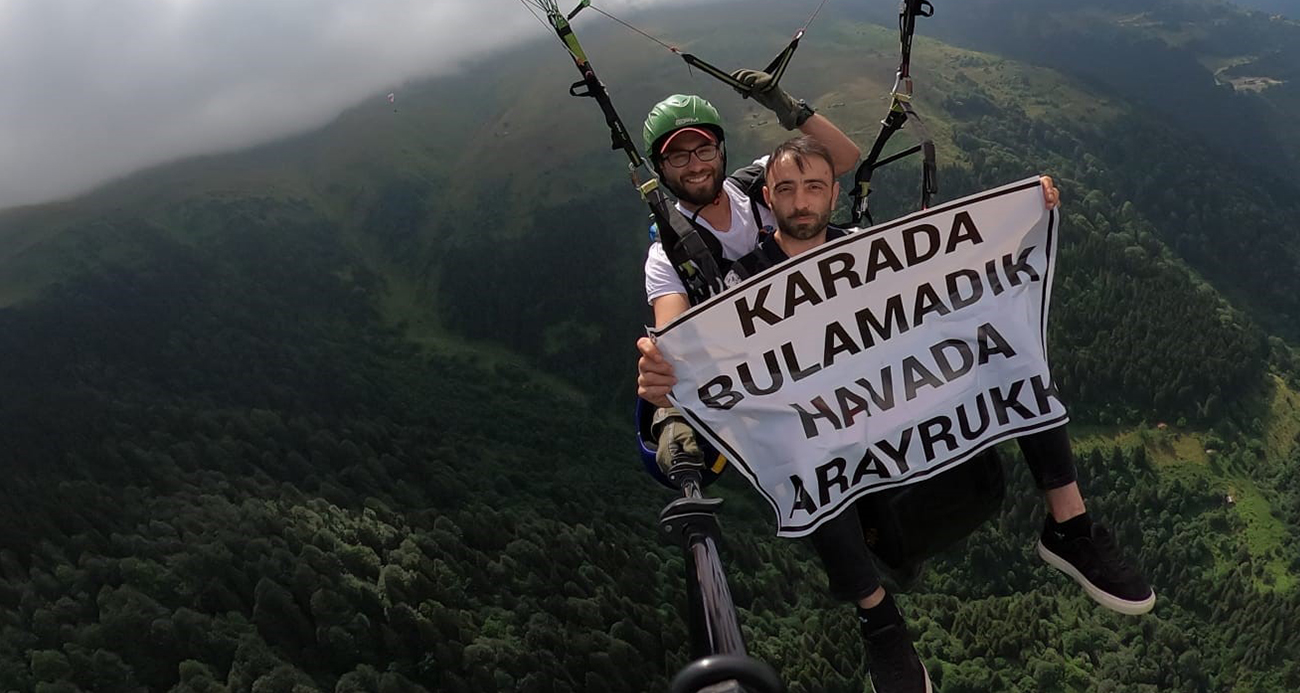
[810,424,1078,603]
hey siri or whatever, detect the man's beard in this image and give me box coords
[667,166,725,207]
[777,208,831,240]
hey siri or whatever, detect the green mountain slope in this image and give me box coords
[2,0,1300,690]
[1,197,1298,691]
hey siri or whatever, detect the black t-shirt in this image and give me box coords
[723,226,850,287]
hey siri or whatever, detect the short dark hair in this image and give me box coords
[765,135,835,181]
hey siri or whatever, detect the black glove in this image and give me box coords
[651,406,704,476]
[730,68,815,130]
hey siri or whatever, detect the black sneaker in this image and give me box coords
[1037,520,1155,615]
[861,621,933,693]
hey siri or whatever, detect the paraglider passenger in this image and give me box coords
[638,134,1154,693]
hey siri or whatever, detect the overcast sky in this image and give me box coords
[0,0,687,210]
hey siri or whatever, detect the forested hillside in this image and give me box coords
[1,0,1299,691]
[2,197,1297,691]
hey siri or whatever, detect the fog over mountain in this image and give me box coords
[0,0,694,211]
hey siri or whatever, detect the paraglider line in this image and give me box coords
[524,0,587,62]
[587,5,680,53]
[520,0,555,34]
[802,0,830,32]
[585,0,828,56]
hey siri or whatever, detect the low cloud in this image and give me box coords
[0,0,689,209]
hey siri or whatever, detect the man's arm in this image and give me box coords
[652,293,690,328]
[798,113,860,177]
[729,69,861,176]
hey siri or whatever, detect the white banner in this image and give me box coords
[652,177,1068,537]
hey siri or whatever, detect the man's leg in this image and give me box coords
[1018,425,1155,615]
[810,504,932,693]
[1045,481,1086,522]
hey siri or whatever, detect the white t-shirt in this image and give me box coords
[644,159,776,304]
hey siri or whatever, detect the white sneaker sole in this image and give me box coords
[1037,540,1156,615]
[869,662,932,693]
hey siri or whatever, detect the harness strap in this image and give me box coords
[552,12,645,169]
[849,0,938,226]
[568,74,642,164]
[898,0,933,79]
[725,163,771,232]
[641,181,730,305]
[663,210,729,304]
[542,2,731,304]
[645,164,777,306]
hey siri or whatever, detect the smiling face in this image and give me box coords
[658,129,726,207]
[763,146,838,241]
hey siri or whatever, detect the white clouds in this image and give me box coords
[0,0,688,209]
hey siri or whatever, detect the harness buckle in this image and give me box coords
[890,72,915,99]
[631,166,662,202]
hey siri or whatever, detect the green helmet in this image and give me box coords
[642,94,725,158]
